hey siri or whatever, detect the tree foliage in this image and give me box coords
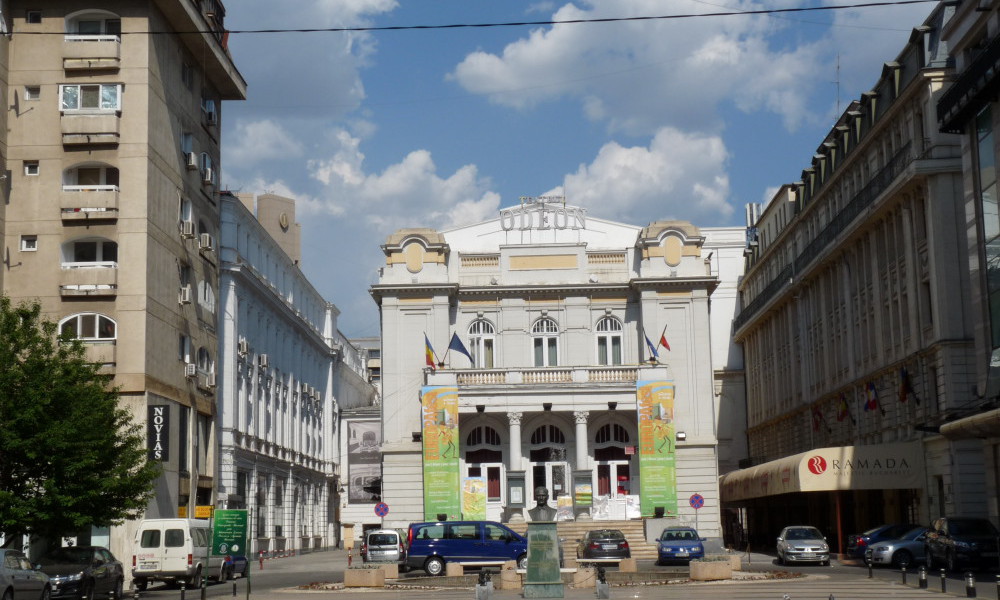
[0,297,160,543]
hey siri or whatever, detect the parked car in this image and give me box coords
[925,517,1000,572]
[361,529,407,567]
[846,523,920,559]
[405,521,528,576]
[656,527,705,564]
[575,529,630,560]
[0,548,50,600]
[35,546,123,600]
[131,518,235,590]
[865,527,929,568]
[776,526,830,566]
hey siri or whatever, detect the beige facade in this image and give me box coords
[1,0,244,559]
[726,3,984,553]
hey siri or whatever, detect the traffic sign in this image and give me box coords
[374,502,389,517]
[689,493,705,510]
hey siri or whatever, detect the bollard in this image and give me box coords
[347,548,352,567]
[996,574,1000,599]
[232,583,237,597]
[258,550,264,571]
[919,566,928,589]
[867,559,873,578]
[966,571,977,598]
[901,565,907,585]
[132,589,139,600]
[595,566,610,600]
[180,581,186,600]
[941,568,947,593]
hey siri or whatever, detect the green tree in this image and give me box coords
[0,297,160,544]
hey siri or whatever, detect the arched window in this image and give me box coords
[595,316,623,365]
[198,280,215,313]
[65,10,121,37]
[465,426,502,463]
[62,164,119,189]
[59,313,116,341]
[197,347,214,374]
[468,319,495,368]
[61,238,118,266]
[531,317,559,367]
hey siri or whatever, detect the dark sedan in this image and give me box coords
[575,529,631,560]
[35,547,123,600]
[925,517,1000,571]
[847,523,920,559]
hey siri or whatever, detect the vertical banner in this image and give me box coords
[347,421,382,503]
[462,477,487,520]
[421,386,460,521]
[636,380,677,516]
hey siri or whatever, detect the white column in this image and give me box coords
[507,412,523,469]
[573,411,589,468]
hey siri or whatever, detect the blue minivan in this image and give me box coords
[405,521,528,575]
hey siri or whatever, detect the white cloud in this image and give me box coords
[556,127,732,225]
[226,119,305,165]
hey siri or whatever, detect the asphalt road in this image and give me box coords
[128,548,1000,600]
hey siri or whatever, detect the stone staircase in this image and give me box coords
[508,519,659,561]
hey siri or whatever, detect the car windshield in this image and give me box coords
[661,529,697,541]
[589,530,623,540]
[369,534,397,545]
[900,528,927,540]
[785,528,822,540]
[39,547,92,565]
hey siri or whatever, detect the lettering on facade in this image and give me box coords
[499,201,586,232]
[830,457,910,471]
[147,405,169,462]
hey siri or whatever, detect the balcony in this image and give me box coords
[452,366,639,387]
[83,342,117,367]
[61,113,119,146]
[60,185,119,221]
[63,35,121,71]
[59,263,118,297]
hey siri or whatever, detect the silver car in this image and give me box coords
[1,548,51,600]
[865,527,929,568]
[776,526,831,566]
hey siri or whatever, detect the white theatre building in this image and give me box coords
[370,199,746,538]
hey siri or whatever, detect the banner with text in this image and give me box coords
[462,477,487,520]
[421,386,460,521]
[636,380,677,517]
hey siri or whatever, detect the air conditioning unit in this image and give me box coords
[206,372,217,388]
[185,363,197,378]
[185,152,198,170]
[199,233,214,252]
[178,284,193,305]
[258,353,269,369]
[181,220,195,239]
[238,339,249,356]
[202,167,214,185]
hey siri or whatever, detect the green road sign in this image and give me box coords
[212,509,248,556]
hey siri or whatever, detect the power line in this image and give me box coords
[14,1,938,36]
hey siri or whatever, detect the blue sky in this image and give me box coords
[221,0,936,338]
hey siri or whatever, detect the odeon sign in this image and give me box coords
[499,201,587,231]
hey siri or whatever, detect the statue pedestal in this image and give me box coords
[524,521,564,598]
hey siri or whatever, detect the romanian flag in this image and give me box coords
[660,332,671,352]
[899,367,918,404]
[424,334,437,370]
[864,382,879,412]
[837,393,850,422]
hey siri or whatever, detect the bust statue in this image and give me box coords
[527,486,556,521]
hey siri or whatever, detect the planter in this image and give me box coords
[344,568,385,587]
[377,563,399,578]
[689,560,732,581]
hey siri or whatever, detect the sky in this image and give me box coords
[220,0,938,338]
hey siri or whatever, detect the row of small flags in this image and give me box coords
[424,326,671,370]
[811,367,920,431]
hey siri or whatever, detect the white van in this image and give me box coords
[131,518,243,590]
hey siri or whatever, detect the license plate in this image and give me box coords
[800,553,814,559]
[602,545,617,550]
[983,552,999,557]
[676,551,688,557]
[139,561,158,570]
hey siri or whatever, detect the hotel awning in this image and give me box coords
[720,442,924,503]
[940,407,1000,440]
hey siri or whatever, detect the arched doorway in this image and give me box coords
[465,425,504,521]
[527,424,568,507]
[593,423,633,520]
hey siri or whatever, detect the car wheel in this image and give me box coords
[3,587,12,600]
[776,551,784,566]
[221,565,231,581]
[424,557,445,576]
[517,554,528,570]
[39,586,51,600]
[133,579,148,592]
[81,580,95,600]
[822,559,830,566]
[892,550,913,569]
[113,578,123,600]
[188,567,202,589]
[946,550,957,572]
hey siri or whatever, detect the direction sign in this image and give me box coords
[212,509,248,556]
[689,493,705,510]
[374,502,389,517]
